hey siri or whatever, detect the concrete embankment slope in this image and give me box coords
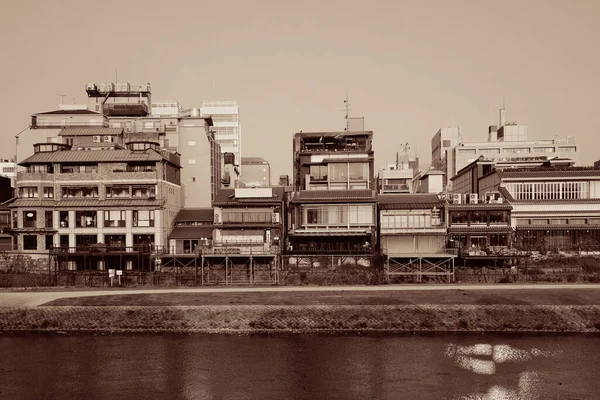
[1,305,600,334]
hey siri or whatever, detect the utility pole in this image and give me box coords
[343,90,350,131]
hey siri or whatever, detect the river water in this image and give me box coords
[1,333,598,400]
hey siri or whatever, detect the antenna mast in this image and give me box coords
[343,90,350,131]
[58,94,66,104]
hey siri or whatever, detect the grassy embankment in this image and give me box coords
[2,289,600,334]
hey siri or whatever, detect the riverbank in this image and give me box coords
[1,304,600,334]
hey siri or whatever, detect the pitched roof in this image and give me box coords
[168,226,213,240]
[378,193,442,210]
[174,208,214,222]
[291,189,375,203]
[19,148,178,166]
[58,127,123,136]
[9,198,164,208]
[496,168,600,179]
[33,109,102,115]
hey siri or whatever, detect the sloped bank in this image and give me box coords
[1,305,600,334]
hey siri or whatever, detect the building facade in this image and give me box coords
[200,100,242,168]
[288,131,377,254]
[10,136,181,270]
[240,157,271,187]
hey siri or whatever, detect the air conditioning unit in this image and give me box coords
[103,136,113,143]
[271,213,280,224]
[93,136,101,143]
[439,193,450,201]
[452,193,462,204]
[468,193,478,204]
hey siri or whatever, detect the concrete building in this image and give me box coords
[0,160,16,187]
[240,157,271,187]
[288,131,377,254]
[414,170,445,194]
[10,135,181,269]
[431,109,578,185]
[17,83,220,208]
[200,100,241,167]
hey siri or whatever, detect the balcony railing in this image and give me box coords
[382,184,410,192]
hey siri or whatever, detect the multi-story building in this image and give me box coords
[479,166,600,252]
[287,131,377,254]
[451,155,576,196]
[240,157,271,187]
[378,193,455,281]
[212,187,285,254]
[10,134,181,270]
[432,109,578,183]
[17,83,220,208]
[201,100,241,167]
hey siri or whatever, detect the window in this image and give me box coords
[106,186,130,198]
[62,187,98,198]
[349,163,368,181]
[59,211,69,228]
[75,211,97,227]
[133,210,155,227]
[506,182,589,201]
[60,164,98,173]
[126,163,156,172]
[329,164,347,182]
[309,165,328,181]
[132,185,156,198]
[104,210,126,227]
[470,212,487,224]
[23,211,36,228]
[45,211,53,228]
[43,187,54,198]
[489,211,508,224]
[20,186,38,198]
[442,140,451,147]
[2,167,15,173]
[45,235,54,250]
[27,165,47,173]
[450,212,468,224]
[23,235,37,250]
[349,205,373,225]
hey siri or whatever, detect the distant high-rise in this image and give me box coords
[200,100,241,168]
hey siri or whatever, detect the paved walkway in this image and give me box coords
[0,284,599,307]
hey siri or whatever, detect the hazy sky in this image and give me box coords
[1,0,599,179]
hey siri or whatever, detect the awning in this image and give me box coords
[515,225,600,231]
[448,226,513,233]
[288,230,370,237]
[168,226,213,240]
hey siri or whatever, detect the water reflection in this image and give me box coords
[0,334,598,400]
[444,343,559,399]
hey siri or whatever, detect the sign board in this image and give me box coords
[108,269,116,277]
[116,270,123,276]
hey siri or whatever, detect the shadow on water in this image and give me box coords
[1,332,599,400]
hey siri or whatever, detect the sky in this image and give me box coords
[1,0,599,179]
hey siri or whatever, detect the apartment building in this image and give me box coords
[10,135,181,270]
[17,83,219,208]
[287,131,377,254]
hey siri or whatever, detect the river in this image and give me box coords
[1,333,598,399]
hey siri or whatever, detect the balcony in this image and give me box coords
[16,172,54,182]
[200,242,281,256]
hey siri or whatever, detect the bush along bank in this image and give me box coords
[1,305,600,334]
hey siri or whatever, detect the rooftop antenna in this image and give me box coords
[343,90,350,131]
[58,94,66,104]
[116,69,118,83]
[72,97,76,104]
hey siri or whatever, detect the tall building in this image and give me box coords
[17,82,220,208]
[200,100,242,168]
[0,160,16,187]
[240,157,271,187]
[288,130,377,254]
[431,109,578,183]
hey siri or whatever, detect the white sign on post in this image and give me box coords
[116,270,123,276]
[108,269,116,277]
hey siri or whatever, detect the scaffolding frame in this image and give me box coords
[385,253,455,282]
